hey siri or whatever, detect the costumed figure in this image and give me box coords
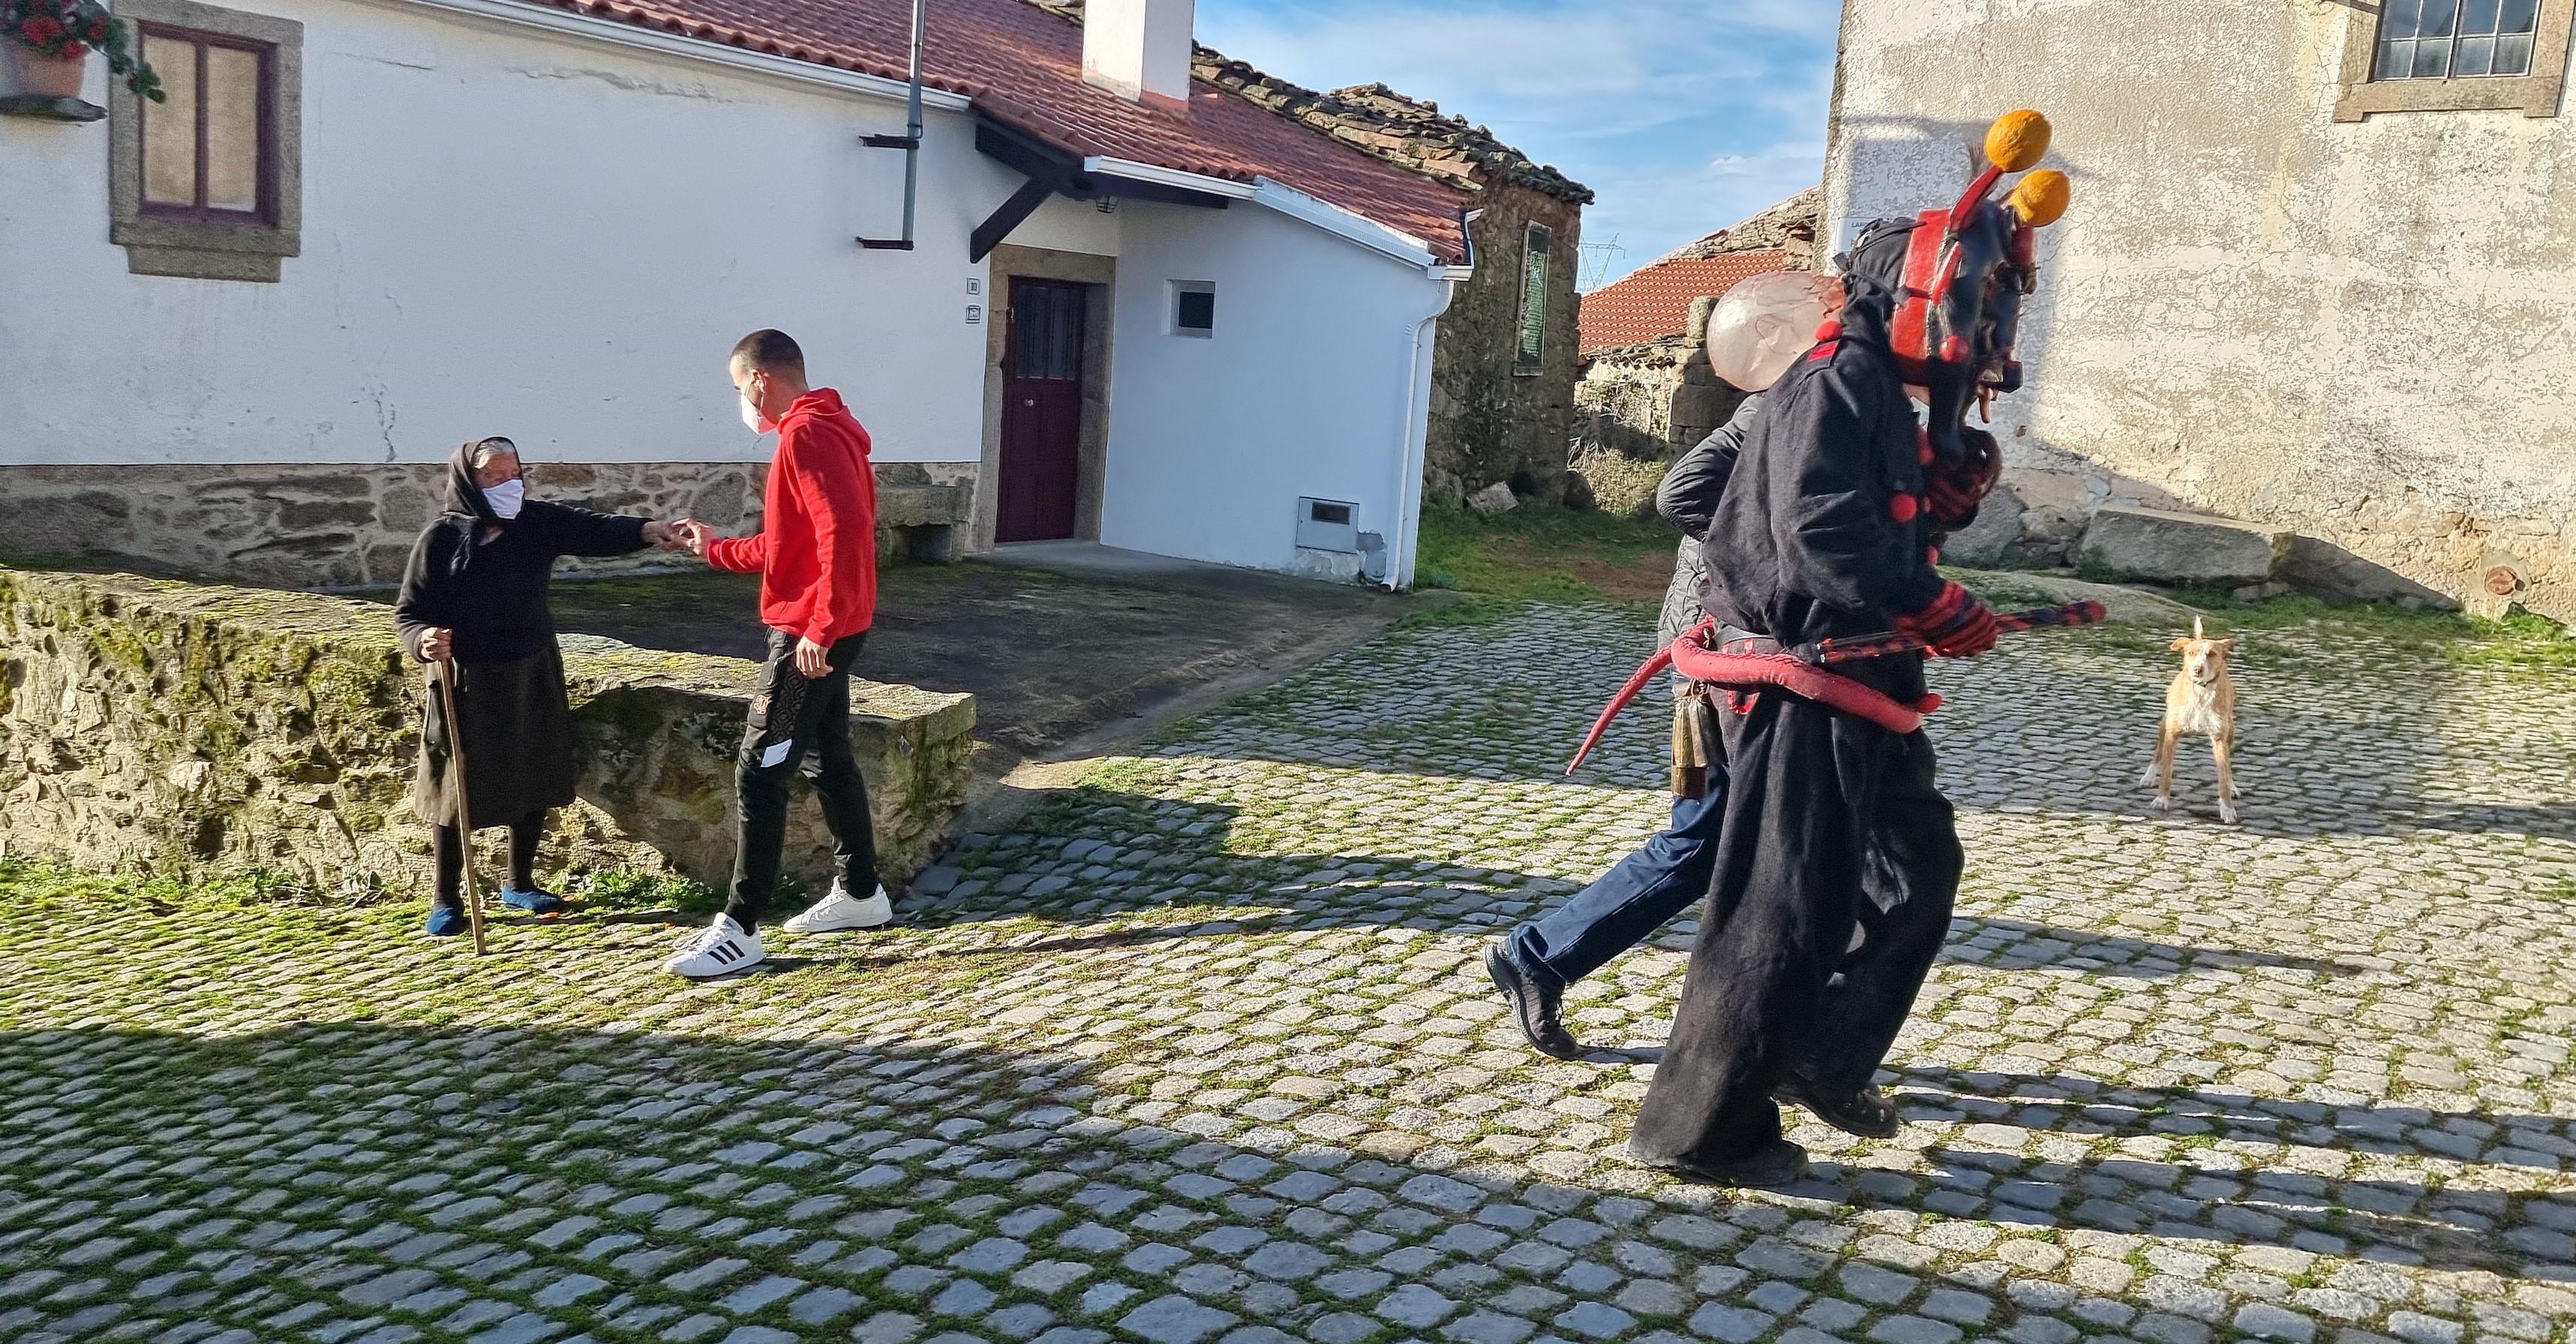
[1616,113,2074,1184]
[395,437,680,937]
[1484,269,1839,1059]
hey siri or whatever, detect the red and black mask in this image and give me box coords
[1839,112,2068,526]
[1846,203,2034,470]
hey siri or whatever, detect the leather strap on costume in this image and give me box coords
[1674,634,1929,735]
[1566,620,1924,774]
[1564,600,2108,775]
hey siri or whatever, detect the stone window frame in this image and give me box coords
[107,0,302,281]
[2334,0,2574,121]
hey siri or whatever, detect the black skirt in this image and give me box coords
[413,646,578,828]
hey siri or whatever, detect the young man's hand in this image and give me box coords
[417,627,455,663]
[794,636,831,679]
[668,519,713,558]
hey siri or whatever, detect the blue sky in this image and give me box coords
[1194,0,1840,290]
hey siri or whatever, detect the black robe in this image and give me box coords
[394,450,649,826]
[1627,288,1965,1166]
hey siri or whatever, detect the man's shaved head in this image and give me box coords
[730,329,806,377]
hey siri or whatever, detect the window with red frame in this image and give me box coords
[137,25,273,224]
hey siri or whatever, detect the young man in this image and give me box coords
[1483,392,1761,1057]
[1485,271,1842,1057]
[665,329,893,979]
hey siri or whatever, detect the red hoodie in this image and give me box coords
[707,388,878,645]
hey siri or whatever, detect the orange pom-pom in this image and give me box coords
[2007,169,2070,227]
[1984,110,2052,173]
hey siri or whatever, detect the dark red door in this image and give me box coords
[997,278,1087,543]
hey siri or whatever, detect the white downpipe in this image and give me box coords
[1386,276,1458,592]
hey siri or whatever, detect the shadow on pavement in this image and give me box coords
[1947,919,2370,979]
[1,1014,2565,1344]
[1886,1068,2576,1173]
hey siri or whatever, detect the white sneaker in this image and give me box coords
[665,914,767,979]
[782,879,895,934]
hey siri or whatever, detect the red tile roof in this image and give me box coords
[1578,249,1788,354]
[530,0,1473,260]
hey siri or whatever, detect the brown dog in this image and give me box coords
[2141,616,2239,823]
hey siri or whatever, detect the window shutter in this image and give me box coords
[1516,224,1553,374]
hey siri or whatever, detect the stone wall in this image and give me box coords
[1570,301,1748,498]
[0,461,979,589]
[1425,182,1589,507]
[1652,187,1823,271]
[1826,0,2576,622]
[0,564,975,896]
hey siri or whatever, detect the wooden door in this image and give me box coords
[997,278,1087,543]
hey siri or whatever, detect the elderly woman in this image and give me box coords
[395,437,680,937]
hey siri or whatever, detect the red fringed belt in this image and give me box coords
[1566,602,2107,774]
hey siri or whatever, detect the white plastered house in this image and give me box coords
[0,0,1476,587]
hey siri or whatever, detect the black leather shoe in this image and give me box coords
[1627,1137,1809,1188]
[1773,1078,1902,1139]
[1485,943,1583,1060]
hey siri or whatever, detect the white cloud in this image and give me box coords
[1196,0,1837,287]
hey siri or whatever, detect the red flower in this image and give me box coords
[22,14,65,43]
[60,38,85,56]
[86,17,106,40]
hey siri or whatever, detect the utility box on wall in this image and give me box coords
[1295,498,1360,552]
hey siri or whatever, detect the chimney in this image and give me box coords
[1082,0,1196,113]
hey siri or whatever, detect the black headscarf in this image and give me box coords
[1831,218,1911,347]
[440,437,513,579]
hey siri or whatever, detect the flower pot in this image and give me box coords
[5,44,88,99]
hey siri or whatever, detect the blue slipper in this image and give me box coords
[425,904,468,937]
[500,886,566,913]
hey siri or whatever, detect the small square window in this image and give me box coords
[1171,281,1214,338]
[140,28,274,224]
[109,0,303,281]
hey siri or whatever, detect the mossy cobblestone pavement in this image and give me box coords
[7,601,2576,1344]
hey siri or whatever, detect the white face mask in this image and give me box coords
[484,478,526,520]
[739,371,777,434]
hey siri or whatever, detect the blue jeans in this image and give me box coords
[1506,775,1728,991]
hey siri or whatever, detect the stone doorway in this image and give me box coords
[975,245,1114,553]
[996,277,1088,543]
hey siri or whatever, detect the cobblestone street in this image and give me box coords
[7,603,2576,1344]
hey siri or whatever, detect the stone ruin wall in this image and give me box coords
[0,460,979,591]
[0,564,975,897]
[1569,190,1818,512]
[1425,183,1590,508]
[1570,309,1749,516]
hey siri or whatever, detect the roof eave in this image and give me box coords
[368,0,977,110]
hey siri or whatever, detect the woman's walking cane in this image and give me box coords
[432,658,489,956]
